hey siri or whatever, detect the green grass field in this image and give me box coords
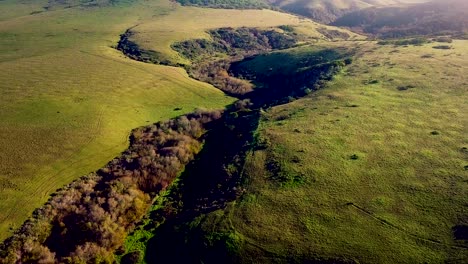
[200,40,468,262]
[0,0,237,241]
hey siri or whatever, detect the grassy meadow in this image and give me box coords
[0,0,363,241]
[205,40,468,262]
[0,0,234,240]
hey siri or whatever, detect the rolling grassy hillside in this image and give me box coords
[192,39,468,262]
[2,0,466,262]
[0,0,359,244]
[0,0,236,241]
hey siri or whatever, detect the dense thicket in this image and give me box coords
[172,27,297,96]
[0,110,222,263]
[143,102,260,264]
[172,27,296,62]
[332,0,468,38]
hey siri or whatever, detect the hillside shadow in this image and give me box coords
[144,106,259,264]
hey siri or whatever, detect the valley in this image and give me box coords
[118,37,467,264]
[0,0,467,263]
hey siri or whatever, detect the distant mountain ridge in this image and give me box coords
[186,0,466,38]
[175,0,428,23]
[266,0,426,23]
[332,0,468,38]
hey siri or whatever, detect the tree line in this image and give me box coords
[0,110,222,263]
[172,27,298,96]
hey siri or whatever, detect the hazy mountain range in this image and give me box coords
[267,0,429,23]
[333,0,468,38]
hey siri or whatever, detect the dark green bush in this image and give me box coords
[397,85,416,91]
[433,45,452,50]
[378,38,429,46]
[434,37,453,43]
[278,25,294,32]
[121,251,142,264]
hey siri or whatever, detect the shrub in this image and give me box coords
[121,251,142,264]
[278,25,294,32]
[266,158,304,187]
[204,231,243,254]
[434,37,453,43]
[378,38,429,46]
[433,45,452,50]
[397,85,416,91]
[303,88,312,95]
